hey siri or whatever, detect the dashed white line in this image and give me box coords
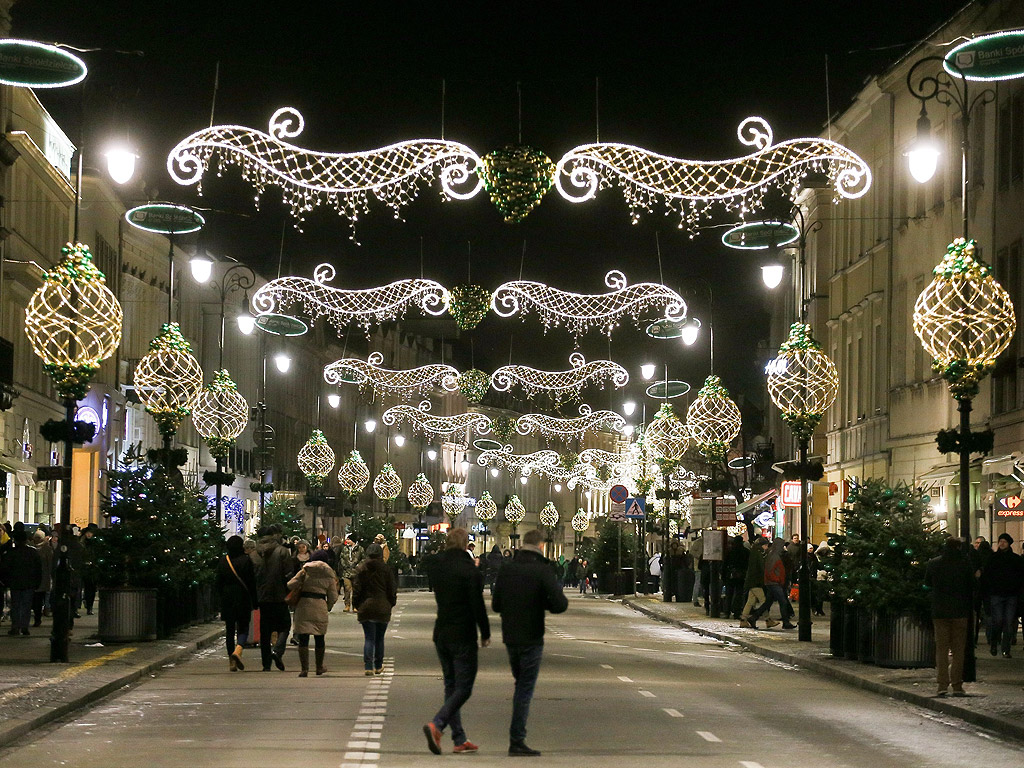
[617,676,633,683]
[600,664,613,669]
[638,690,656,698]
[739,762,765,768]
[663,708,683,718]
[696,731,721,743]
[347,741,381,749]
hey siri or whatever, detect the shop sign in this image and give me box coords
[944,29,1024,82]
[995,492,1024,517]
[781,480,802,506]
[0,39,87,88]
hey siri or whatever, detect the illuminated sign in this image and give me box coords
[721,220,800,250]
[0,39,87,88]
[125,203,205,234]
[780,481,802,506]
[77,406,100,434]
[995,492,1024,517]
[944,29,1024,82]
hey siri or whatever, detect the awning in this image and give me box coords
[982,453,1023,478]
[736,488,777,515]
[916,463,956,495]
[0,452,38,486]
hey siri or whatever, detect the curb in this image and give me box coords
[0,623,224,749]
[621,598,1024,743]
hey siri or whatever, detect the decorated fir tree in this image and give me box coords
[259,495,309,541]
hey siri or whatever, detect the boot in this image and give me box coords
[229,652,238,672]
[231,644,245,671]
[315,644,327,676]
[297,646,309,677]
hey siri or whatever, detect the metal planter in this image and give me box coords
[872,612,935,669]
[98,587,158,642]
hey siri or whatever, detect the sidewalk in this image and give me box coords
[620,594,1024,742]
[0,610,222,748]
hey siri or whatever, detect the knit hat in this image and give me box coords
[998,532,1014,546]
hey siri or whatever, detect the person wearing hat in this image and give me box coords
[286,548,339,677]
[980,533,1023,658]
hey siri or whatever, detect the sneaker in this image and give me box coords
[423,723,442,755]
[454,741,479,753]
[951,690,969,697]
[1003,651,1013,659]
[374,668,384,675]
[781,623,797,630]
[738,619,752,628]
[765,618,780,628]
[934,689,947,697]
[365,670,374,676]
[21,628,29,636]
[508,742,541,757]
[990,645,998,656]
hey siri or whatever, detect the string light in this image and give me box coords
[478,145,556,222]
[134,323,204,438]
[578,448,635,480]
[382,400,491,440]
[324,351,459,398]
[516,404,626,440]
[504,494,526,524]
[492,269,687,337]
[457,369,490,404]
[449,284,492,330]
[338,449,370,493]
[491,352,628,398]
[192,369,249,458]
[571,509,590,533]
[643,403,690,462]
[686,375,742,463]
[297,428,336,487]
[539,501,559,528]
[553,116,872,231]
[373,462,403,501]
[167,107,485,235]
[477,445,560,476]
[407,473,434,509]
[766,323,840,443]
[476,490,498,521]
[442,484,467,522]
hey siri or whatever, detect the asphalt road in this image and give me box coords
[1,592,1022,767]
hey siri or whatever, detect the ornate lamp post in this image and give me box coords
[192,369,248,528]
[571,508,589,553]
[338,449,370,536]
[767,322,839,641]
[643,403,689,602]
[135,323,204,450]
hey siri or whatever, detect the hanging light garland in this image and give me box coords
[134,323,204,438]
[516,403,626,440]
[539,501,560,529]
[477,445,560,476]
[297,429,336,488]
[504,494,526,525]
[373,462,403,502]
[766,323,840,443]
[491,415,517,443]
[24,242,123,400]
[324,352,459,398]
[457,369,490,404]
[686,375,742,463]
[913,237,1016,399]
[491,352,629,398]
[338,450,370,494]
[442,484,467,523]
[491,269,687,338]
[477,145,556,222]
[449,284,492,330]
[407,473,434,510]
[382,400,491,441]
[476,490,498,522]
[578,448,635,480]
[192,369,249,458]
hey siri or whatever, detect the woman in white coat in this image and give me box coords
[286,549,339,677]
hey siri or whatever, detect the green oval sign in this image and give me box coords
[0,39,88,88]
[473,438,503,451]
[646,319,685,339]
[125,204,205,234]
[944,29,1024,82]
[645,380,690,399]
[254,312,308,336]
[722,221,800,250]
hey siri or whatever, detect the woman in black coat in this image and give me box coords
[216,535,258,671]
[352,543,397,675]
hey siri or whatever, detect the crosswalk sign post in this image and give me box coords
[624,497,646,519]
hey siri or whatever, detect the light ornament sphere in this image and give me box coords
[539,502,559,528]
[338,450,370,493]
[298,429,336,488]
[458,369,490,404]
[135,323,204,438]
[913,238,1016,400]
[25,242,123,400]
[477,145,556,222]
[504,494,526,525]
[192,369,249,459]
[407,473,434,510]
[767,322,840,443]
[686,375,742,463]
[442,484,467,523]
[449,284,492,330]
[373,462,403,502]
[571,509,590,533]
[476,490,498,522]
[643,403,690,462]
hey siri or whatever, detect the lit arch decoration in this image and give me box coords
[167,107,484,233]
[382,400,491,440]
[491,352,628,397]
[338,450,370,493]
[554,116,872,231]
[252,262,449,333]
[578,448,635,478]
[516,404,626,440]
[324,352,459,398]
[477,445,559,477]
[686,375,742,463]
[491,270,687,337]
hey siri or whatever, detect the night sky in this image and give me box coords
[11,0,969,423]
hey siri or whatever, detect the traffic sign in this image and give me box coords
[609,484,629,504]
[36,465,70,482]
[624,497,646,519]
[609,501,626,522]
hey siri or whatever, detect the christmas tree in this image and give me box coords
[594,517,635,582]
[833,478,944,619]
[259,495,309,541]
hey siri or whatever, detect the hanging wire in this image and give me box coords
[655,232,664,285]
[440,78,446,141]
[419,236,424,280]
[209,61,220,128]
[277,220,286,279]
[517,81,523,144]
[519,240,527,280]
[595,77,600,143]
[467,240,472,282]
[825,54,832,142]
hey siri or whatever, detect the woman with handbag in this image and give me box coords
[352,543,397,675]
[216,535,258,671]
[286,549,340,677]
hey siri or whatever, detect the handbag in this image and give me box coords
[285,588,301,607]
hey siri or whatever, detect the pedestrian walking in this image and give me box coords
[292,540,312,573]
[31,529,52,627]
[924,537,976,696]
[373,533,391,563]
[492,528,569,757]
[252,524,295,671]
[739,537,769,627]
[336,537,365,612]
[980,533,1022,658]
[286,549,339,677]
[487,545,503,586]
[723,535,749,619]
[80,524,99,616]
[749,538,796,629]
[216,535,258,671]
[648,552,662,593]
[353,543,397,675]
[0,528,41,636]
[422,527,490,755]
[690,533,704,606]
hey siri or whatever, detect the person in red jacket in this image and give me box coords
[748,538,796,629]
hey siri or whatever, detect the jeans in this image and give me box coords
[933,617,968,692]
[223,603,251,654]
[989,595,1018,655]
[506,643,544,744]
[362,620,388,670]
[692,570,702,602]
[258,602,290,669]
[9,589,33,632]
[751,584,793,623]
[432,639,479,746]
[342,577,353,610]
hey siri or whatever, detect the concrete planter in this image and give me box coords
[872,612,935,669]
[98,587,158,642]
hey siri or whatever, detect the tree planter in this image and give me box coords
[829,601,845,657]
[844,605,859,660]
[856,608,875,664]
[98,587,158,642]
[872,612,935,668]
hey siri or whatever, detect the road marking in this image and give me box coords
[634,648,656,652]
[347,741,381,749]
[0,647,138,705]
[617,676,633,682]
[551,653,585,659]
[638,690,656,697]
[600,664,613,669]
[739,762,765,768]
[608,643,628,648]
[696,731,721,743]
[663,708,684,718]
[343,752,380,761]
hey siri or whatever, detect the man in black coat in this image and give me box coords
[423,528,490,755]
[492,528,569,757]
[981,533,1022,658]
[924,537,976,696]
[1,528,42,636]
[251,524,295,671]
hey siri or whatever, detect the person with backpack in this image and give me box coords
[749,538,796,629]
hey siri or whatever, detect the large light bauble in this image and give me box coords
[135,323,203,437]
[687,375,742,463]
[766,322,839,443]
[192,369,249,458]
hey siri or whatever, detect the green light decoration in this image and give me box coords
[297,429,336,488]
[24,242,123,400]
[442,484,467,523]
[478,145,556,222]
[458,368,490,404]
[449,284,492,330]
[766,323,839,443]
[571,508,589,533]
[192,369,249,459]
[408,472,434,509]
[504,494,526,525]
[338,449,370,493]
[476,490,498,521]
[135,323,204,438]
[686,375,742,463]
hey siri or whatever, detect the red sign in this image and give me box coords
[428,522,450,533]
[996,494,1024,516]
[781,481,802,506]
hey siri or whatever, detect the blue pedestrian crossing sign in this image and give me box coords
[624,497,646,519]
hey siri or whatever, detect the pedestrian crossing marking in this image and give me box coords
[663,708,684,717]
[639,690,656,697]
[696,731,721,742]
[617,675,633,682]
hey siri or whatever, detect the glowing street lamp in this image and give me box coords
[427,448,438,461]
[189,255,214,283]
[364,418,377,433]
[237,309,256,335]
[104,146,138,185]
[906,106,940,184]
[761,264,785,289]
[623,400,637,417]
[273,352,291,373]
[681,317,701,346]
[641,363,657,380]
[327,393,341,408]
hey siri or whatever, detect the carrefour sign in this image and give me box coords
[995,492,1024,517]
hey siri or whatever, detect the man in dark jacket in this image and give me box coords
[252,524,295,672]
[1,528,42,636]
[924,537,976,696]
[492,528,569,757]
[981,533,1022,658]
[739,537,768,628]
[423,528,490,755]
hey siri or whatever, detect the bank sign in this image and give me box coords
[945,29,1024,82]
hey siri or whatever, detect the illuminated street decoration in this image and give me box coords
[913,238,1016,400]
[338,450,370,493]
[0,39,88,88]
[167,107,484,232]
[491,269,687,337]
[643,403,690,462]
[686,375,742,462]
[504,494,526,524]
[192,369,249,458]
[252,262,450,332]
[297,429,336,487]
[407,473,434,509]
[553,116,872,230]
[539,501,559,528]
[458,369,490,404]
[578,448,635,479]
[24,242,122,400]
[516,404,626,440]
[766,323,840,442]
[477,445,560,476]
[373,462,403,501]
[571,508,590,533]
[491,353,628,398]
[442,484,467,522]
[478,145,556,222]
[382,400,491,440]
[324,352,459,397]
[449,284,491,330]
[135,323,204,438]
[476,490,498,521]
